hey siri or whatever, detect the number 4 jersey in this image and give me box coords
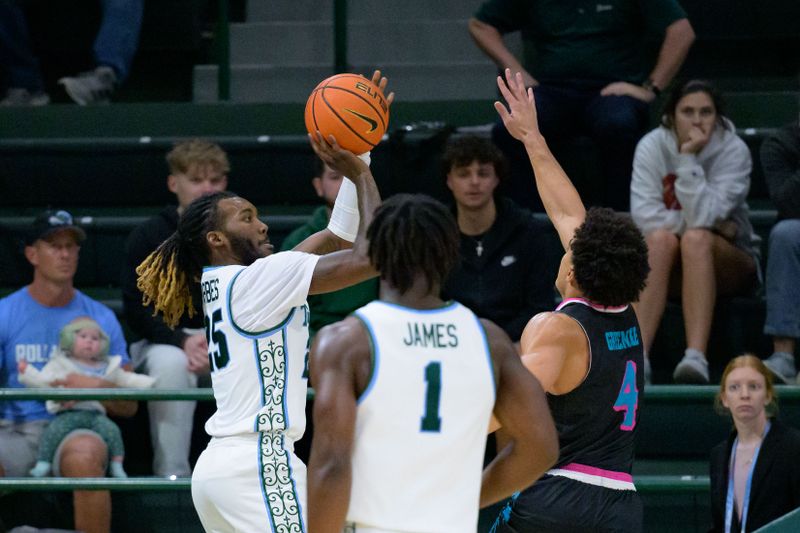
[347,300,496,533]
[550,298,644,475]
[200,251,319,440]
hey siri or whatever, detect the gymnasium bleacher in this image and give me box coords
[1,0,800,531]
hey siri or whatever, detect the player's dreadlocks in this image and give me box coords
[367,194,460,295]
[136,191,237,327]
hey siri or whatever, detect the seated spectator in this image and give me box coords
[759,122,800,383]
[0,209,136,533]
[18,317,155,479]
[280,157,379,338]
[440,135,557,346]
[468,0,694,211]
[631,80,760,384]
[122,139,227,477]
[0,0,142,105]
[710,355,800,532]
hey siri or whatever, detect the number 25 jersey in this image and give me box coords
[347,300,496,533]
[200,251,319,441]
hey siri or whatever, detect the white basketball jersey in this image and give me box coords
[201,251,319,441]
[346,300,496,533]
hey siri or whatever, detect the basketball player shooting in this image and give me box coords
[489,70,651,532]
[306,194,558,533]
[135,71,392,533]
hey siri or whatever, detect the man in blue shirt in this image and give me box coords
[0,209,135,533]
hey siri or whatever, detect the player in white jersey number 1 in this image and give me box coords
[135,73,391,533]
[307,194,559,533]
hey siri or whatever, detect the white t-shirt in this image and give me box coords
[201,251,319,441]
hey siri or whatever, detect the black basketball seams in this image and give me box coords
[321,73,371,90]
[320,84,388,131]
[319,88,384,149]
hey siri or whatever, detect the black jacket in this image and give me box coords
[761,123,800,220]
[709,418,800,532]
[121,206,204,347]
[442,197,559,341]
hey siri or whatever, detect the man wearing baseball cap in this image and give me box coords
[0,209,135,533]
[24,209,88,246]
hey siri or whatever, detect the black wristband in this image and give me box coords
[643,79,661,97]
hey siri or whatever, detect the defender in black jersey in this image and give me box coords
[489,70,651,532]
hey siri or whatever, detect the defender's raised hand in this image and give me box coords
[494,69,543,145]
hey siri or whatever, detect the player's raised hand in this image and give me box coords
[494,69,543,144]
[309,131,370,181]
[368,70,395,107]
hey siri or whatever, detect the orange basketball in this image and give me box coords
[304,73,390,155]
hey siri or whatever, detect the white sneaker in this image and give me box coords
[763,352,797,385]
[673,352,709,384]
[58,66,116,105]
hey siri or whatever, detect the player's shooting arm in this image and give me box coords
[291,228,352,255]
[495,69,586,250]
[299,70,392,260]
[307,135,380,295]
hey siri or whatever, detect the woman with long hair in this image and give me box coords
[631,80,760,384]
[709,354,800,532]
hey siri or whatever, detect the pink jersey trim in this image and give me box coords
[556,297,629,314]
[560,463,633,483]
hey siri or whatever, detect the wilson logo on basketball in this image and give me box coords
[344,109,378,133]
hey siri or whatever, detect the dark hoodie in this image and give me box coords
[442,196,560,341]
[122,206,204,348]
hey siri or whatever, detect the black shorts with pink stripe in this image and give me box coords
[489,474,643,533]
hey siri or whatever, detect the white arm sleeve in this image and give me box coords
[327,151,371,242]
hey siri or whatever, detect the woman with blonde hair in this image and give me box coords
[709,354,800,532]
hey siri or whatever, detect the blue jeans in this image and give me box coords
[0,0,142,89]
[94,0,144,82]
[0,0,44,91]
[764,219,800,339]
[493,80,649,212]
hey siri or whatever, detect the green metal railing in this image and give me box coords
[3,385,798,493]
[0,475,710,493]
[0,477,192,491]
[0,388,316,401]
[3,385,799,402]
